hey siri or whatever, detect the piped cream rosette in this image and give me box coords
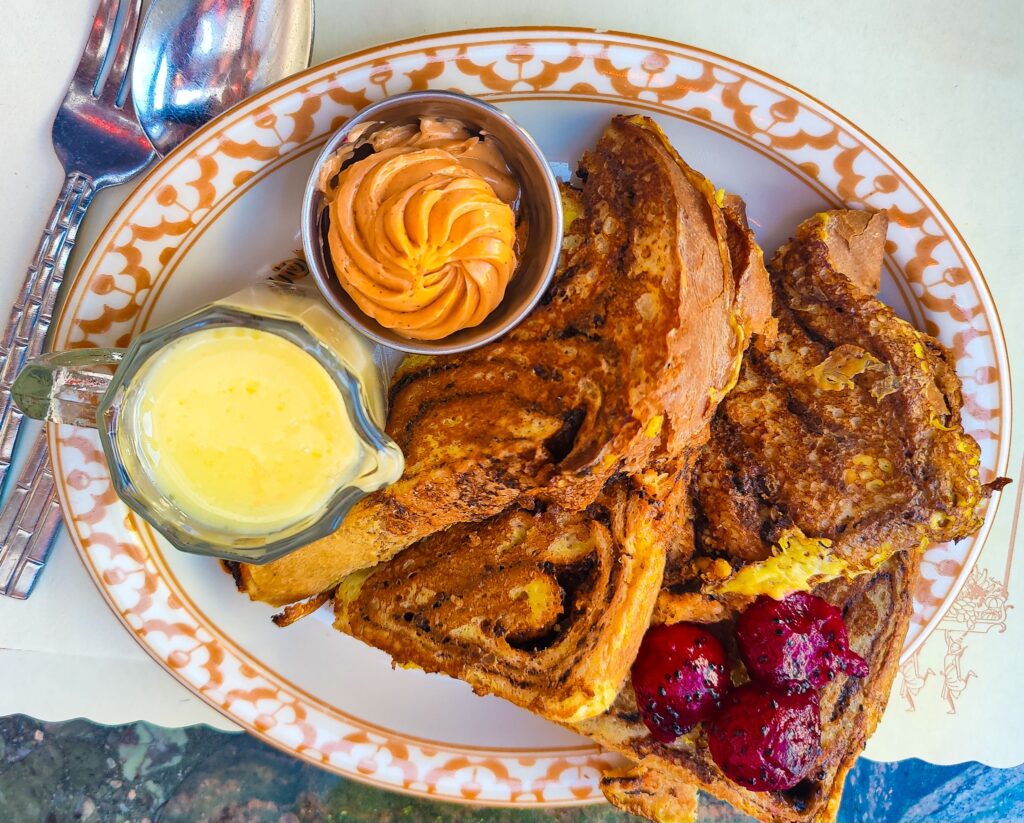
[322,121,520,341]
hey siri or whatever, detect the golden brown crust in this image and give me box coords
[270,591,332,627]
[577,550,920,823]
[601,760,699,823]
[721,193,773,340]
[237,115,769,608]
[803,209,889,296]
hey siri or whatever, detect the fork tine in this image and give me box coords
[100,0,143,106]
[71,0,121,90]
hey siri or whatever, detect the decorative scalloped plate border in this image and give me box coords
[49,29,1010,806]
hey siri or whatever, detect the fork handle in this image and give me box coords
[0,171,96,494]
[0,432,63,599]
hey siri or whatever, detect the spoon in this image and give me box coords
[132,0,315,156]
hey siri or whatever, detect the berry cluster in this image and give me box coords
[630,592,867,792]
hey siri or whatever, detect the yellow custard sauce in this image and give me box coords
[129,326,362,534]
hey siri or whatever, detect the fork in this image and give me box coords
[0,0,155,599]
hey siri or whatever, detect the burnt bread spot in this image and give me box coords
[780,778,818,813]
[221,560,244,591]
[545,407,586,463]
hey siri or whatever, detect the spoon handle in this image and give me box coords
[0,172,96,494]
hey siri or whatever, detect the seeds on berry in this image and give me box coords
[707,684,822,792]
[631,623,730,743]
[736,593,869,693]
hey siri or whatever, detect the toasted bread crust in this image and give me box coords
[575,550,919,823]
[330,117,769,720]
[601,760,699,823]
[238,115,769,608]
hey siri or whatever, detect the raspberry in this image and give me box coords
[736,592,868,693]
[631,623,729,743]
[707,683,821,792]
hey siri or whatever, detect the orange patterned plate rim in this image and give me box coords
[49,28,1011,806]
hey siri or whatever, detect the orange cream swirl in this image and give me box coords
[322,119,519,341]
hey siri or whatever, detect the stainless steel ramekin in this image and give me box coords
[300,90,562,355]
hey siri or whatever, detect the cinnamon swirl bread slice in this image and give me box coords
[234,114,768,610]
[333,470,683,723]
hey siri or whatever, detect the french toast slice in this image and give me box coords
[660,210,993,611]
[577,550,919,823]
[575,211,1003,823]
[328,118,770,720]
[334,470,677,723]
[237,114,767,609]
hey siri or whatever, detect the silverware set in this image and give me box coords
[0,0,154,599]
[0,0,312,598]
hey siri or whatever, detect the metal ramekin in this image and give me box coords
[300,90,562,355]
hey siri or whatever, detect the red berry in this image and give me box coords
[707,683,821,792]
[736,592,868,693]
[631,623,730,743]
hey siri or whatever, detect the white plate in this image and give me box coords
[51,29,1010,806]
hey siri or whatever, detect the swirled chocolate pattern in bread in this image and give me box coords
[235,115,769,609]
[577,551,920,823]
[334,473,676,723]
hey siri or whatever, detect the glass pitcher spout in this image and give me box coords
[10,279,406,565]
[12,349,124,428]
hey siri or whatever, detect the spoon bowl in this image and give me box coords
[132,0,314,156]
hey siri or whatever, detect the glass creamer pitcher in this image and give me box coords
[12,279,404,564]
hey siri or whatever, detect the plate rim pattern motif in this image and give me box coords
[49,28,1011,805]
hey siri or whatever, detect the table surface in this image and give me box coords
[0,714,1022,822]
[2,1,1023,821]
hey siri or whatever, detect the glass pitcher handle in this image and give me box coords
[11,349,125,428]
